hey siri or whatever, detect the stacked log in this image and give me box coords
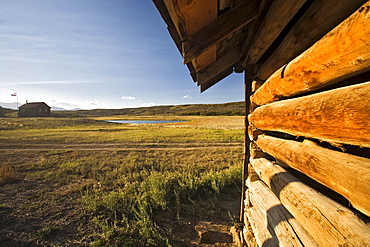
[243,2,370,246]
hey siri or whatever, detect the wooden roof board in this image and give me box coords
[153,0,367,92]
[153,0,252,91]
[182,0,258,64]
[153,0,198,81]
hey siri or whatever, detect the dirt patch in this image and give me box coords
[0,177,241,246]
[0,123,243,247]
[0,146,242,246]
[0,178,95,246]
[153,185,241,246]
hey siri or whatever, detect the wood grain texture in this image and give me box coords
[219,0,233,11]
[200,66,233,92]
[187,0,217,72]
[246,0,307,64]
[251,157,370,247]
[256,134,370,216]
[255,0,368,82]
[252,1,370,105]
[249,81,370,147]
[242,211,257,247]
[248,179,318,246]
[245,196,277,246]
[182,0,258,64]
[162,0,217,72]
[162,0,188,40]
[153,0,198,81]
[240,65,254,222]
[237,0,274,72]
[197,48,240,86]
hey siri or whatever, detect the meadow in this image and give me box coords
[0,116,244,246]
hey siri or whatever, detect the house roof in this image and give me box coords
[19,102,50,109]
[153,0,365,92]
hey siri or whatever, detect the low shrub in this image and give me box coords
[83,162,242,246]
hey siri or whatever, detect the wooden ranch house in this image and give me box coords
[153,0,370,246]
[19,102,51,117]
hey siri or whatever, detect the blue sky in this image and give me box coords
[0,0,244,110]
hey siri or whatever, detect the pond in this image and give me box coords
[105,120,185,124]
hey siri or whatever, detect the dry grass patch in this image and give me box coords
[0,116,244,246]
[0,165,18,185]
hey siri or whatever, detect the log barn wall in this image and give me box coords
[153,0,370,246]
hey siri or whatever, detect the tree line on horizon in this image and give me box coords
[52,101,245,117]
[1,101,245,117]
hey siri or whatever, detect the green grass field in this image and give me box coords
[0,116,244,246]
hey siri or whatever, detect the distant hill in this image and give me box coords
[0,102,18,109]
[52,101,245,117]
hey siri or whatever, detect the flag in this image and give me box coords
[11,93,17,96]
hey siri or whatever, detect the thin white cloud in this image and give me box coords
[56,102,80,107]
[122,96,136,100]
[3,87,14,94]
[141,102,158,107]
[0,55,47,63]
[49,99,109,110]
[183,95,192,99]
[85,99,107,107]
[0,80,97,86]
[0,33,48,44]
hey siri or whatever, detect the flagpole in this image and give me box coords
[11,93,18,109]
